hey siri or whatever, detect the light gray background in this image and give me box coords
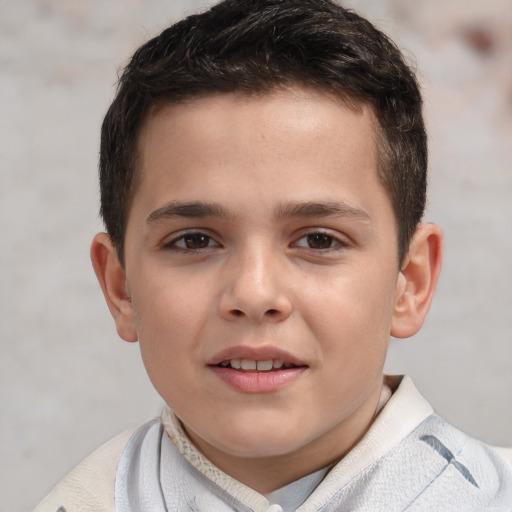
[1,1,511,511]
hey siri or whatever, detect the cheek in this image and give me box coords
[303,269,395,362]
[129,274,208,373]
[132,267,209,330]
[132,283,206,408]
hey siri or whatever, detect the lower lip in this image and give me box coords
[209,366,306,393]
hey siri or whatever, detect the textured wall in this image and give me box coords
[1,1,511,511]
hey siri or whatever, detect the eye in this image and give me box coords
[166,232,219,250]
[294,232,345,250]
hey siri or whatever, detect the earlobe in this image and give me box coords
[90,233,138,342]
[391,223,443,339]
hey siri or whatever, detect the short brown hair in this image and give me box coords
[100,0,427,264]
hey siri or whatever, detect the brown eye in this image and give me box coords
[306,233,334,249]
[182,233,211,249]
[164,231,220,252]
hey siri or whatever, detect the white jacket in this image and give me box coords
[33,377,512,512]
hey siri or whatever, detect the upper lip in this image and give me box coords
[208,345,307,367]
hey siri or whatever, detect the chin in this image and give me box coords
[209,423,310,459]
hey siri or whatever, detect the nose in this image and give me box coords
[218,246,293,323]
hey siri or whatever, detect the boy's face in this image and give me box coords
[120,88,407,471]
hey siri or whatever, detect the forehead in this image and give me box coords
[139,88,378,173]
[131,87,388,224]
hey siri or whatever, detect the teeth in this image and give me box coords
[241,359,257,370]
[220,359,295,371]
[256,360,273,371]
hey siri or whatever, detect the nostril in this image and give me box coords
[231,309,244,317]
[266,309,279,316]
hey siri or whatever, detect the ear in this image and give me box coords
[391,223,443,338]
[90,233,138,342]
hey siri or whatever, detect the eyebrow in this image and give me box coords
[274,201,371,222]
[146,200,371,224]
[146,201,234,224]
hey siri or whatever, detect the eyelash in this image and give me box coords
[163,231,221,252]
[293,231,348,252]
[163,229,348,254]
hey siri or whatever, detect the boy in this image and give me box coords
[34,0,512,510]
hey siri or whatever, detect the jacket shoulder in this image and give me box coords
[403,414,512,509]
[32,428,137,512]
[493,446,512,467]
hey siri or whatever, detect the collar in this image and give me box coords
[160,375,433,510]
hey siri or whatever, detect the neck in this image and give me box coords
[183,386,383,494]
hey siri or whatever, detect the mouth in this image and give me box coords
[208,346,307,371]
[213,359,303,372]
[208,347,308,392]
